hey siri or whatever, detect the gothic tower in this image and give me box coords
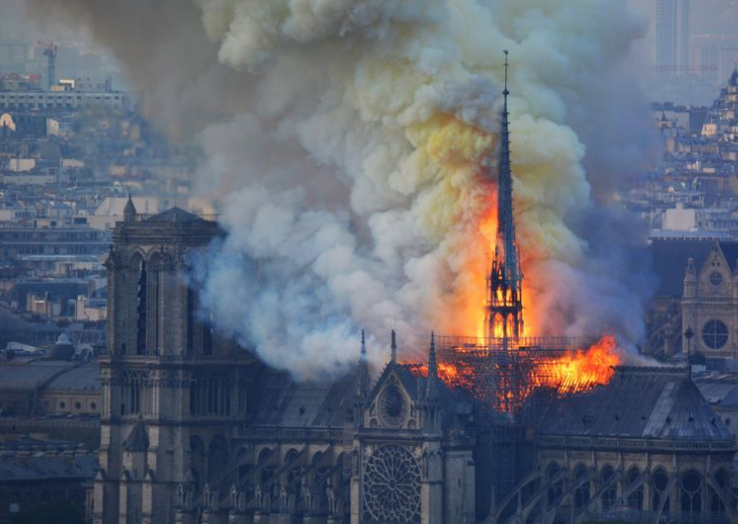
[95,205,254,524]
[486,51,524,342]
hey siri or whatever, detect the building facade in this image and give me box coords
[682,242,738,359]
[96,204,738,524]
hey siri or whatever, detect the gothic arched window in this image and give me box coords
[680,470,702,515]
[600,466,617,509]
[136,259,147,355]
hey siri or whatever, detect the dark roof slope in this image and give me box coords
[247,367,355,428]
[146,207,204,223]
[538,366,733,441]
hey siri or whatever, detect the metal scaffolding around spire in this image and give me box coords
[486,50,524,344]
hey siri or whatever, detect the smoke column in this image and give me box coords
[28,0,655,379]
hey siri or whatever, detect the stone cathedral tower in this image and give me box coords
[94,201,254,524]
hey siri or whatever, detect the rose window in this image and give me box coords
[362,444,421,524]
[702,319,729,350]
[378,386,407,427]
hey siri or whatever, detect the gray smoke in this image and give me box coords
[27,0,658,379]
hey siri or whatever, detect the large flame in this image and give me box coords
[406,335,621,412]
[537,335,619,393]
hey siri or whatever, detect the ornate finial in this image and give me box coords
[428,332,437,379]
[427,332,438,398]
[391,330,397,363]
[356,330,369,404]
[124,192,137,222]
[503,49,510,97]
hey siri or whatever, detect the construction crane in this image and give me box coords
[36,41,57,90]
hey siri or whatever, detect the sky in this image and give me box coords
[3,0,738,104]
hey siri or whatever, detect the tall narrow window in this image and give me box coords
[136,261,147,355]
[154,266,160,354]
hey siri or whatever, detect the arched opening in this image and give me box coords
[573,465,590,509]
[626,467,643,510]
[208,435,230,484]
[680,470,702,515]
[546,462,563,505]
[189,435,206,494]
[652,469,670,513]
[600,465,617,509]
[710,468,729,515]
[134,255,147,355]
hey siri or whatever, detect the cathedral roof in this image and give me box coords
[247,367,355,428]
[537,366,733,442]
[146,206,204,223]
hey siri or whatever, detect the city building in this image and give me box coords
[0,434,97,524]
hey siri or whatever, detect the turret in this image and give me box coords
[391,329,397,363]
[123,194,137,222]
[357,330,369,399]
[355,330,369,428]
[683,257,697,299]
[427,332,438,400]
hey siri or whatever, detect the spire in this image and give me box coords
[498,49,518,281]
[391,329,397,363]
[486,50,524,344]
[427,332,438,397]
[356,330,369,400]
[123,193,137,222]
[428,332,437,377]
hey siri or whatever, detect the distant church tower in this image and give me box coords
[486,51,524,342]
[94,204,253,524]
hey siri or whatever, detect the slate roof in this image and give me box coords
[0,435,97,482]
[44,361,100,392]
[538,366,733,441]
[0,361,77,392]
[694,373,738,408]
[649,239,738,296]
[247,367,355,428]
[0,452,97,482]
[146,207,204,223]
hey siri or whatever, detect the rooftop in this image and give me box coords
[538,366,733,442]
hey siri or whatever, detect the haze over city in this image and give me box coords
[1,1,738,524]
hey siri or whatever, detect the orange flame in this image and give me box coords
[537,335,620,394]
[404,335,621,412]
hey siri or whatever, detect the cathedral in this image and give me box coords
[94,64,738,524]
[94,203,738,524]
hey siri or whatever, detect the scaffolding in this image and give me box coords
[434,335,597,510]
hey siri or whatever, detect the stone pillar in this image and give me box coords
[350,446,361,524]
[421,447,443,524]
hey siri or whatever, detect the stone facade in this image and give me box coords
[682,243,738,358]
[96,205,736,524]
[94,206,254,524]
[95,205,476,524]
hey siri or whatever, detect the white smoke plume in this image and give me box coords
[28,0,656,379]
